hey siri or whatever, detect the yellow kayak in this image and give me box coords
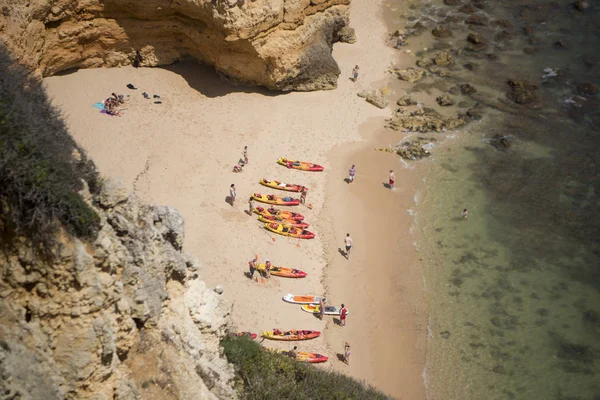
[260,178,306,193]
[261,330,320,341]
[265,223,315,239]
[252,193,300,206]
[256,264,307,278]
[278,158,324,172]
[257,215,309,228]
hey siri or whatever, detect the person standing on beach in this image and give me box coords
[344,233,353,259]
[462,208,468,219]
[229,184,236,206]
[289,346,298,359]
[351,65,359,82]
[243,146,248,164]
[348,164,356,183]
[395,35,404,48]
[340,304,348,327]
[248,196,254,216]
[300,187,308,204]
[344,342,351,365]
[248,257,257,279]
[264,258,271,279]
[389,170,395,189]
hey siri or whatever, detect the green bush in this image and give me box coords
[0,44,100,252]
[222,335,393,400]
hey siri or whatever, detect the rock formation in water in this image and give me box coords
[0,177,236,399]
[0,0,352,91]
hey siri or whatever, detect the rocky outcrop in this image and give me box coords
[395,138,433,160]
[0,0,351,91]
[0,178,235,399]
[395,67,425,82]
[387,107,468,132]
[506,79,538,104]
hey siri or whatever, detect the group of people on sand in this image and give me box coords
[233,146,249,173]
[104,92,125,116]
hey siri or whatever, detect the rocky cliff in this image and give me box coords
[0,0,352,91]
[0,177,236,399]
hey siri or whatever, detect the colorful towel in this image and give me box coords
[92,102,105,110]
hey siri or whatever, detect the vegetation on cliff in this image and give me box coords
[222,335,392,400]
[0,45,100,251]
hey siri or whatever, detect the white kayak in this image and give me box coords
[282,294,327,305]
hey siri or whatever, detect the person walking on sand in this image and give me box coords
[264,258,272,279]
[248,257,257,279]
[351,65,359,82]
[248,196,254,216]
[229,184,236,206]
[348,164,356,183]
[389,170,395,189]
[344,342,351,365]
[300,187,308,204]
[243,146,248,164]
[462,208,468,219]
[340,304,348,327]
[344,233,353,259]
[318,298,325,320]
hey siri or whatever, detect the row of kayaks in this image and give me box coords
[243,159,325,363]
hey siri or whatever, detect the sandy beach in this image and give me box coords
[43,0,427,398]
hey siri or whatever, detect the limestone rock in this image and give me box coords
[357,90,374,98]
[396,68,425,82]
[397,95,417,106]
[436,95,455,106]
[432,51,454,67]
[444,0,463,5]
[506,79,538,104]
[98,178,129,208]
[0,175,236,399]
[396,139,433,160]
[387,108,468,132]
[0,0,352,91]
[335,26,356,44]
[467,33,486,45]
[366,94,390,109]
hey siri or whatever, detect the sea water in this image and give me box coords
[382,0,600,398]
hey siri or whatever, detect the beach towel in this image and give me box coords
[92,102,105,110]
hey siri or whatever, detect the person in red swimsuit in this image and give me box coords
[340,304,348,327]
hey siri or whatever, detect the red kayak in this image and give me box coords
[231,332,258,340]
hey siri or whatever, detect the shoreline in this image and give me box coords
[319,119,428,399]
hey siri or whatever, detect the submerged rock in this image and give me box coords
[396,68,426,82]
[583,55,598,67]
[489,134,511,150]
[460,83,477,95]
[465,14,488,26]
[444,0,462,5]
[432,25,453,38]
[574,0,590,11]
[437,95,455,106]
[467,33,487,45]
[576,82,598,96]
[506,79,538,104]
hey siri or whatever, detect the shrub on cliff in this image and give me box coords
[222,335,392,400]
[0,44,100,251]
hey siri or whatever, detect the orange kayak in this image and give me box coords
[262,330,320,341]
[252,193,300,206]
[260,178,307,193]
[270,349,328,363]
[253,206,304,221]
[278,158,324,172]
[256,264,307,278]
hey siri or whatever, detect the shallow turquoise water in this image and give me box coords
[383,0,600,398]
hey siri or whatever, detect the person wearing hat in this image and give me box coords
[264,258,272,279]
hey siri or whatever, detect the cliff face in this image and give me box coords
[0,177,235,399]
[0,0,351,91]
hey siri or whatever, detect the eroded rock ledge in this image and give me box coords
[0,178,235,399]
[0,0,351,91]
